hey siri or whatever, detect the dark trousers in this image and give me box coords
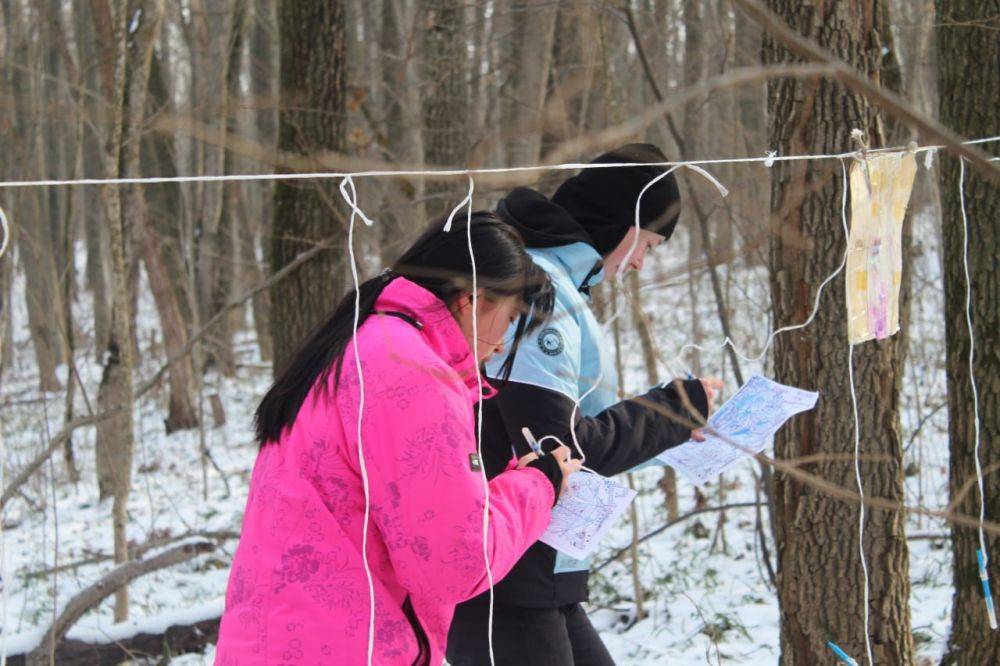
[446,602,616,666]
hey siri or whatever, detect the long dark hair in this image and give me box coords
[255,211,554,446]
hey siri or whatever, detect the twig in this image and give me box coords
[594,502,760,573]
[729,0,999,178]
[23,530,238,581]
[1,412,117,510]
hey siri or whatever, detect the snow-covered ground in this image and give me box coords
[0,208,953,664]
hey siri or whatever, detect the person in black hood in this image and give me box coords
[447,144,722,666]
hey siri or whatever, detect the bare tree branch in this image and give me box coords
[26,540,216,665]
[729,0,999,177]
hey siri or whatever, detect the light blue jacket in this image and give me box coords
[485,242,619,573]
[485,242,618,417]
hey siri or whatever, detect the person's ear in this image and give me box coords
[456,291,474,311]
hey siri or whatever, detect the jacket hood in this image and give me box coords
[374,277,497,400]
[495,187,596,251]
[551,143,681,255]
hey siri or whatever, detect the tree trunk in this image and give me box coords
[420,0,468,217]
[93,0,162,623]
[507,0,558,166]
[138,221,199,432]
[247,0,276,361]
[0,223,11,378]
[140,51,199,432]
[627,272,679,520]
[682,0,705,259]
[213,0,247,377]
[271,0,349,374]
[937,0,1000,661]
[8,2,65,391]
[762,2,915,664]
[190,0,239,376]
[377,0,426,261]
[71,0,115,359]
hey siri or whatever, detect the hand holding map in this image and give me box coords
[656,375,818,486]
[538,471,637,560]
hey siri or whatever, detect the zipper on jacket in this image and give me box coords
[373,310,424,330]
[402,595,430,666]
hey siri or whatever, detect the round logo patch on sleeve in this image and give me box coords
[537,328,565,356]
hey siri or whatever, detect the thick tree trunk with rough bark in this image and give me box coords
[420,0,468,217]
[937,1,1000,662]
[378,0,426,261]
[762,2,915,664]
[271,0,348,373]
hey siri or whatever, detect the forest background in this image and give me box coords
[0,0,997,664]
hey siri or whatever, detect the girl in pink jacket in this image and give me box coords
[216,213,580,665]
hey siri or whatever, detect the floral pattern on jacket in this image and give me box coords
[216,278,554,664]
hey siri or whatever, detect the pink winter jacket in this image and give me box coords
[216,278,555,665]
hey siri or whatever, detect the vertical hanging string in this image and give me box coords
[443,178,472,232]
[844,156,874,664]
[453,175,499,665]
[848,342,873,664]
[669,159,851,370]
[0,203,9,663]
[958,158,997,630]
[615,163,728,282]
[338,176,377,665]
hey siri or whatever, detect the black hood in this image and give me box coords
[551,143,681,256]
[495,187,596,250]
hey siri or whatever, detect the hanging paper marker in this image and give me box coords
[977,549,999,630]
[826,641,859,666]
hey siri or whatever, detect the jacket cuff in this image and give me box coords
[678,378,709,422]
[526,454,563,506]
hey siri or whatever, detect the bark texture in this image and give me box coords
[937,1,1000,662]
[190,0,240,376]
[762,2,914,663]
[93,0,162,623]
[140,52,199,432]
[506,0,558,166]
[420,0,468,218]
[270,0,349,373]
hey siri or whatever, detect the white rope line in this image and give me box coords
[848,341,874,665]
[669,158,852,370]
[0,204,9,258]
[451,175,499,666]
[617,165,682,280]
[443,178,473,233]
[535,435,598,475]
[959,158,998,630]
[568,367,604,466]
[959,158,987,556]
[0,133,993,659]
[0,203,9,665]
[845,147,872,663]
[611,162,729,381]
[339,175,376,665]
[0,137,995,189]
